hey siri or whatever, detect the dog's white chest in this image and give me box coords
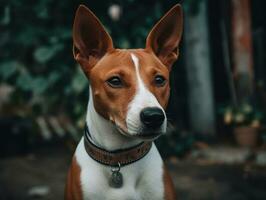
[75,138,165,200]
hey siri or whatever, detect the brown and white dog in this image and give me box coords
[65,4,183,200]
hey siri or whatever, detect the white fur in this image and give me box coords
[75,138,164,200]
[126,54,167,135]
[86,88,141,151]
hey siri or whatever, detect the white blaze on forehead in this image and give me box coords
[131,54,144,91]
[126,53,166,135]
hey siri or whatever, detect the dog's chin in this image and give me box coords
[115,123,164,141]
[137,132,163,141]
[115,124,132,137]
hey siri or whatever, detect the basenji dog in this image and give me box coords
[65,3,183,200]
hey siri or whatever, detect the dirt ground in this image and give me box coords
[0,146,266,200]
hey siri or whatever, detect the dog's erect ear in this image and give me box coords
[73,5,114,75]
[146,4,183,70]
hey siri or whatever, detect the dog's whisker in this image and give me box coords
[127,121,139,126]
[128,123,138,127]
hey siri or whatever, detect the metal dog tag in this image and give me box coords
[109,171,123,188]
[109,162,123,188]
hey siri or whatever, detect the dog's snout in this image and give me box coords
[140,107,165,129]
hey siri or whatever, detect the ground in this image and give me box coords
[0,146,266,200]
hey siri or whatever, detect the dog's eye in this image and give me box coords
[154,75,166,87]
[106,76,123,88]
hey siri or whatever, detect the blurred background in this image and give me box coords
[0,0,266,199]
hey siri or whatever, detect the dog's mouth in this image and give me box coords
[115,123,163,141]
[115,124,131,137]
[137,132,162,140]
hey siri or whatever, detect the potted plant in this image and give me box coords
[221,103,263,147]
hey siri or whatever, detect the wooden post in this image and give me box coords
[184,0,215,135]
[231,0,254,103]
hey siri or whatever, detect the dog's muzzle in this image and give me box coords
[139,107,165,137]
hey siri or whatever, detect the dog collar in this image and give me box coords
[84,125,152,167]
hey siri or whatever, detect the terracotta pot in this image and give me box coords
[234,126,258,147]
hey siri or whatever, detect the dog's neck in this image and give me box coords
[86,88,142,151]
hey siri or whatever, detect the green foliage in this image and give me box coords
[218,102,264,128]
[0,61,21,80]
[34,44,64,64]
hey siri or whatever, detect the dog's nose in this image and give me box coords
[140,107,165,129]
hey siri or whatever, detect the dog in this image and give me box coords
[65,4,183,200]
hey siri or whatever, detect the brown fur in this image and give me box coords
[65,157,82,200]
[163,165,177,200]
[89,49,170,133]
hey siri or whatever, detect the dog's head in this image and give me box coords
[73,4,183,140]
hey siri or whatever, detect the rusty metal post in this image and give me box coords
[231,0,254,103]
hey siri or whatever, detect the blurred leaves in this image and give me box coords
[34,44,63,63]
[71,67,88,94]
[15,73,48,95]
[16,73,32,91]
[0,61,20,80]
[218,102,264,128]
